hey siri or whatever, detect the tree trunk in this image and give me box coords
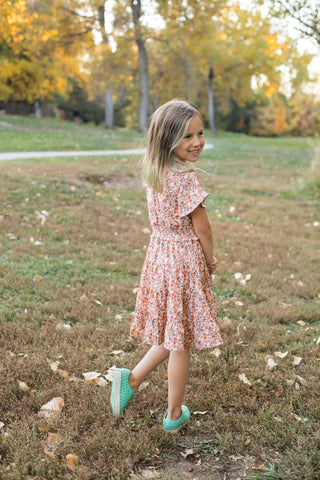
[34,100,42,118]
[98,2,114,129]
[105,90,114,129]
[131,0,149,132]
[207,67,216,136]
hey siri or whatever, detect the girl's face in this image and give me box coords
[173,115,205,163]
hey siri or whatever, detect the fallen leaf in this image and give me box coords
[266,358,277,370]
[49,360,60,372]
[210,348,221,358]
[193,411,208,415]
[18,381,30,392]
[292,413,309,422]
[138,381,150,391]
[111,350,125,355]
[279,301,292,308]
[83,372,107,387]
[293,356,302,366]
[274,351,288,359]
[222,316,232,325]
[94,377,108,387]
[83,372,101,384]
[239,373,252,386]
[252,462,266,470]
[180,448,194,459]
[66,454,78,472]
[57,369,70,378]
[104,365,116,382]
[141,469,160,479]
[235,301,244,306]
[297,320,307,328]
[38,397,64,420]
[46,432,63,450]
[295,374,307,386]
[285,379,295,386]
[56,323,71,330]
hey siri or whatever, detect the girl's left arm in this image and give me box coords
[191,205,217,272]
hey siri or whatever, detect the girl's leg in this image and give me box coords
[167,348,190,420]
[129,344,170,391]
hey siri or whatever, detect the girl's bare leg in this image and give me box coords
[129,344,169,391]
[167,348,190,420]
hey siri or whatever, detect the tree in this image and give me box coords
[130,0,149,132]
[270,0,320,47]
[0,0,93,106]
[207,67,216,135]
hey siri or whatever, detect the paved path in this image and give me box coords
[0,144,213,161]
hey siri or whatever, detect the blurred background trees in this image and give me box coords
[1,0,319,136]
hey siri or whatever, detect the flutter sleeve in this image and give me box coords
[178,171,209,218]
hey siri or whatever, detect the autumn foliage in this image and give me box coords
[0,0,319,136]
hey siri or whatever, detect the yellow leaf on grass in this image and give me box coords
[252,462,266,470]
[44,432,63,458]
[66,454,78,472]
[210,348,221,358]
[18,381,30,392]
[297,320,307,328]
[57,369,70,378]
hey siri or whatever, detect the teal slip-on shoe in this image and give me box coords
[162,405,190,433]
[110,368,134,417]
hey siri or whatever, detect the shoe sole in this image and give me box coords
[164,423,187,434]
[113,369,121,417]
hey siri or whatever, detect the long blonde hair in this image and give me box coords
[142,99,203,192]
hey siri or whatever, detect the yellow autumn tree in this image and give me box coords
[0,0,93,103]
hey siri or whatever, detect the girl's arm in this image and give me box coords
[191,204,217,273]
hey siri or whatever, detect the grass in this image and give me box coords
[0,115,319,480]
[0,115,144,151]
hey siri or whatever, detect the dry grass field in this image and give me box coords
[0,118,319,479]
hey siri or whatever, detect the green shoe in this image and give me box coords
[110,368,134,417]
[162,405,190,433]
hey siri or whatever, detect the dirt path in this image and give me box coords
[0,144,213,161]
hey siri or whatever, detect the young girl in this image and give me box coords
[111,99,222,432]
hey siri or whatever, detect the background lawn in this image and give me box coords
[0,117,319,480]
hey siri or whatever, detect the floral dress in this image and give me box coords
[130,169,222,351]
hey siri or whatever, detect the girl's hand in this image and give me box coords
[207,257,218,274]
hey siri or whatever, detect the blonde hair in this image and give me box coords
[142,99,203,192]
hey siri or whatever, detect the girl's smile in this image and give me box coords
[173,115,205,163]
